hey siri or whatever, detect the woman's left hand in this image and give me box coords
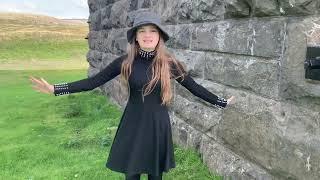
[227,96,236,105]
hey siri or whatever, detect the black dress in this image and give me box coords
[53,48,228,176]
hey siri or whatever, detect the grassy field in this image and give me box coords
[0,70,222,180]
[0,13,89,68]
[0,39,88,62]
[0,12,223,180]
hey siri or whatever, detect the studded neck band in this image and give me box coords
[138,48,156,60]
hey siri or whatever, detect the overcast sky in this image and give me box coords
[0,0,89,19]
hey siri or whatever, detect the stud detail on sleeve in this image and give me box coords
[54,83,70,96]
[215,97,227,109]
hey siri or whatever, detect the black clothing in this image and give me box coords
[125,173,162,180]
[53,49,227,176]
[126,174,140,180]
[147,173,163,180]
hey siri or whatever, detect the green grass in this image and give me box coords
[0,12,89,63]
[0,70,222,180]
[0,39,88,62]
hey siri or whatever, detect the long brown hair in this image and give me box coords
[120,36,187,106]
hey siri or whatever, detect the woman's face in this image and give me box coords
[135,24,160,51]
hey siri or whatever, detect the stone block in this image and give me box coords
[280,17,320,100]
[191,19,285,58]
[169,48,206,78]
[279,0,319,16]
[204,52,280,99]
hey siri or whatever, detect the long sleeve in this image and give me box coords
[171,62,228,109]
[53,54,127,96]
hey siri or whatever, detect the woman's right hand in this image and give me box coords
[29,76,54,95]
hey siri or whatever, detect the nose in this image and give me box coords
[143,34,152,38]
[144,31,153,37]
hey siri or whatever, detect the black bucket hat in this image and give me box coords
[127,11,170,44]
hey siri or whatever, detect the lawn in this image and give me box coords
[0,39,88,63]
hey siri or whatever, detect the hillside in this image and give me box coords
[0,12,89,68]
[0,12,88,41]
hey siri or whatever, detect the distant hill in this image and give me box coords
[0,12,88,41]
[0,12,87,25]
[60,18,88,24]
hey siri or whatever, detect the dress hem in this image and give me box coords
[105,163,176,176]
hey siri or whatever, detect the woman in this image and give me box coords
[30,11,235,180]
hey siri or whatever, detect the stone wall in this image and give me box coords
[86,0,320,179]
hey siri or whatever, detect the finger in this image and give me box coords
[30,78,39,85]
[30,76,43,85]
[29,76,37,83]
[40,77,50,85]
[32,85,47,93]
[29,76,38,82]
[35,87,50,94]
[40,79,52,91]
[227,96,235,105]
[29,75,36,81]
[36,78,47,88]
[229,97,236,104]
[32,85,41,92]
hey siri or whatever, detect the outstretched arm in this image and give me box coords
[171,62,230,109]
[175,74,228,108]
[53,54,127,96]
